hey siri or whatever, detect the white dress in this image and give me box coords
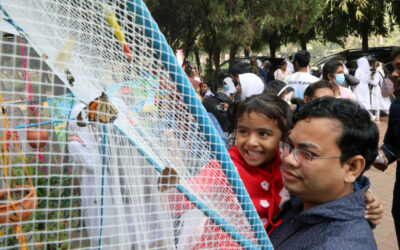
[274,69,291,82]
[354,57,371,110]
[370,70,391,112]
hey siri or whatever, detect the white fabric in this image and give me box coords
[354,57,371,110]
[274,69,291,82]
[204,89,214,97]
[286,60,294,73]
[285,72,318,99]
[238,73,265,100]
[222,77,236,96]
[343,64,349,74]
[68,104,120,247]
[370,67,391,112]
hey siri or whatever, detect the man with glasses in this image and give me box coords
[269,97,378,249]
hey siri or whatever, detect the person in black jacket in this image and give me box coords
[372,47,400,248]
[202,92,231,132]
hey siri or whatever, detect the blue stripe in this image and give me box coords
[98,125,107,248]
[126,1,271,248]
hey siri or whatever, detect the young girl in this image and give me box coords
[226,93,292,232]
[160,94,382,248]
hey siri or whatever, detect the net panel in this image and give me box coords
[0,0,272,249]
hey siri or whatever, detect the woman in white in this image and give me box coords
[370,61,391,121]
[274,61,291,82]
[354,57,372,111]
[222,77,236,100]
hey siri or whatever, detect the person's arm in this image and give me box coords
[370,73,379,86]
[381,99,400,164]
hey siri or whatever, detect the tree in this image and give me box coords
[390,0,400,27]
[145,0,203,61]
[317,0,391,51]
[251,0,325,53]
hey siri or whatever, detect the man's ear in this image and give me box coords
[344,155,365,183]
[304,96,309,103]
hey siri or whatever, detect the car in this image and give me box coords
[310,46,399,77]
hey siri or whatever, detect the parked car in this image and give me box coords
[311,46,399,77]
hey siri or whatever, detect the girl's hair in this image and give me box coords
[304,79,334,101]
[322,60,343,80]
[263,80,286,95]
[227,93,293,139]
[202,80,212,88]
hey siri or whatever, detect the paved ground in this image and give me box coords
[364,117,399,249]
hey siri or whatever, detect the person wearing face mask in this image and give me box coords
[370,61,391,121]
[222,76,237,101]
[322,60,355,100]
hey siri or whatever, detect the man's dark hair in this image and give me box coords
[294,50,311,68]
[331,55,345,62]
[293,97,378,171]
[304,80,334,101]
[322,60,343,80]
[229,62,248,76]
[227,93,292,139]
[391,47,400,60]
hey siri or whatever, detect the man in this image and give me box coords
[263,60,275,84]
[250,56,267,83]
[229,63,264,101]
[373,46,400,248]
[270,97,378,249]
[285,50,318,99]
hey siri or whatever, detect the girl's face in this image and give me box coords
[236,111,282,167]
[200,83,209,94]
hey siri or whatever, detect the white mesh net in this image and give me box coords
[0,0,272,249]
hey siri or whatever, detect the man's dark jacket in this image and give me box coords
[269,176,377,250]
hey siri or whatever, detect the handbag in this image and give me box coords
[378,72,394,97]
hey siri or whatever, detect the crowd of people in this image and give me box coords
[180,47,400,248]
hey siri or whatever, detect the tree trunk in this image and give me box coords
[244,43,250,57]
[229,44,238,68]
[361,28,369,51]
[269,46,277,58]
[300,38,307,51]
[212,47,221,91]
[194,46,201,74]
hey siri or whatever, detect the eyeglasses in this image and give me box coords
[280,141,343,163]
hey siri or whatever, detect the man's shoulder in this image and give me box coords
[286,72,318,83]
[317,220,376,250]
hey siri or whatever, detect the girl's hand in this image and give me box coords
[365,189,383,225]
